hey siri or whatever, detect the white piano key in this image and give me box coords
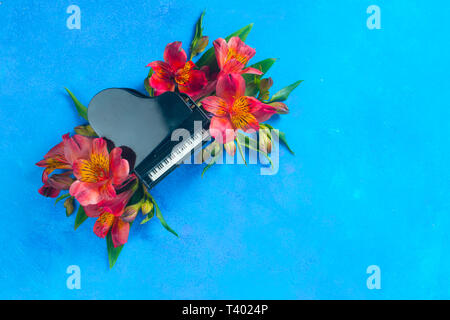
[148,129,208,182]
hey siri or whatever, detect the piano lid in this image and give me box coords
[87,88,193,165]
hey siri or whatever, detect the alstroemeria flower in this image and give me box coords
[84,187,136,247]
[36,134,93,197]
[70,138,130,206]
[213,37,263,77]
[201,74,277,150]
[147,41,207,97]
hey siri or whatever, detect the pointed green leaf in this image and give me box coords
[236,136,247,165]
[140,207,154,225]
[201,147,222,177]
[243,58,276,96]
[144,69,154,96]
[196,23,253,68]
[268,80,303,103]
[243,58,276,81]
[65,88,88,120]
[55,193,71,205]
[106,231,124,269]
[74,205,88,230]
[189,11,206,60]
[147,194,178,237]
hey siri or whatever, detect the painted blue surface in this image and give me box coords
[1,0,449,299]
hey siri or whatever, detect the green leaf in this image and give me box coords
[196,23,253,68]
[268,80,303,103]
[74,205,88,230]
[236,132,273,168]
[140,206,154,225]
[144,69,154,96]
[235,136,247,165]
[106,231,124,269]
[243,58,276,81]
[55,193,71,205]
[261,124,295,155]
[147,194,178,237]
[189,11,206,60]
[65,88,88,120]
[242,58,276,97]
[201,146,223,177]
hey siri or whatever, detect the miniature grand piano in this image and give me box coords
[88,88,210,190]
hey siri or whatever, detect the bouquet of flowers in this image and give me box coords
[36,12,302,268]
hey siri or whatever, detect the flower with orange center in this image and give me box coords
[84,184,136,247]
[147,41,207,97]
[213,37,263,78]
[36,133,92,197]
[201,74,277,154]
[70,138,130,206]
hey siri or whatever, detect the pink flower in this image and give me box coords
[147,41,207,97]
[69,138,129,206]
[36,134,92,197]
[213,37,263,78]
[84,187,136,247]
[201,74,277,151]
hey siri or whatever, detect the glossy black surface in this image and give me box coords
[87,88,193,165]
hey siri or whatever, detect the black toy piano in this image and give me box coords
[88,88,210,190]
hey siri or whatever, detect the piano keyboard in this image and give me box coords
[147,129,208,182]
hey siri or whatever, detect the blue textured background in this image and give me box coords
[1,0,449,299]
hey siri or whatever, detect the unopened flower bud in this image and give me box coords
[48,172,75,190]
[259,77,273,92]
[269,102,289,114]
[74,124,97,137]
[122,203,140,222]
[64,197,75,217]
[141,199,153,215]
[259,129,272,154]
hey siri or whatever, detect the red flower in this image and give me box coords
[201,74,277,150]
[70,138,129,206]
[147,41,207,97]
[213,37,263,78]
[36,134,92,197]
[84,186,136,247]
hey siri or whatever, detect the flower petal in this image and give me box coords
[69,180,102,206]
[93,212,115,238]
[216,73,245,105]
[178,69,208,96]
[109,148,129,186]
[247,97,277,123]
[163,41,187,70]
[213,38,228,70]
[147,61,173,78]
[209,116,235,144]
[84,204,104,218]
[38,184,61,198]
[241,67,264,75]
[227,36,256,64]
[201,96,228,117]
[63,134,92,165]
[91,138,109,160]
[149,74,175,95]
[47,171,74,190]
[111,218,130,247]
